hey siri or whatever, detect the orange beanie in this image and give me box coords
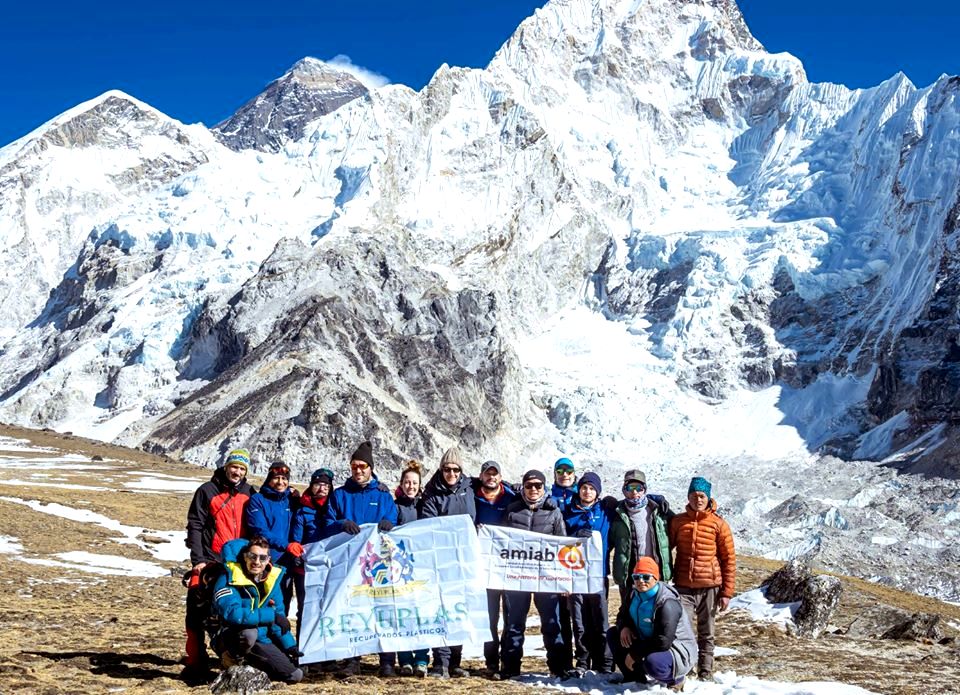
[632,556,660,580]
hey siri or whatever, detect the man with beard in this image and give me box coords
[500,470,569,680]
[420,447,476,678]
[182,448,255,683]
[610,470,674,604]
[472,460,516,678]
[324,441,398,676]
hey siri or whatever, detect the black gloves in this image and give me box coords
[275,614,291,633]
[601,495,619,512]
[342,520,361,535]
[284,647,303,664]
[575,529,594,538]
[378,519,394,532]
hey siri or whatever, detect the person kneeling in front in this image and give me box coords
[211,536,303,684]
[608,557,696,691]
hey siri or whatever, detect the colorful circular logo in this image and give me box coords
[557,544,585,570]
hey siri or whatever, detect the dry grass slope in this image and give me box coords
[0,424,957,694]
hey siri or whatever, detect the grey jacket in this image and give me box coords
[617,582,697,679]
[504,495,566,536]
[420,472,477,521]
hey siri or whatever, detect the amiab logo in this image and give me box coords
[557,544,586,571]
[352,534,427,597]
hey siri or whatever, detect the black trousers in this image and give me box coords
[484,589,507,671]
[569,586,613,671]
[214,627,300,683]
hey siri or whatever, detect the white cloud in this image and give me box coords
[326,54,391,89]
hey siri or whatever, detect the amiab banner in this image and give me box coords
[478,525,604,594]
[299,515,488,663]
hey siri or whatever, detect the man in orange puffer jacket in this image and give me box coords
[668,476,735,682]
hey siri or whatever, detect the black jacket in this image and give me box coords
[504,495,566,536]
[420,471,477,521]
[396,492,422,526]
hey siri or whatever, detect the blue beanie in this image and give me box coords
[554,457,575,470]
[578,471,602,496]
[688,476,712,498]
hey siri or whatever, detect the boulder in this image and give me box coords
[880,613,946,643]
[762,559,842,638]
[210,665,273,694]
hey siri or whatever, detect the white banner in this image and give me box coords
[478,525,604,594]
[299,515,489,663]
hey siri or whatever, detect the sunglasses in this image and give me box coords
[523,481,544,489]
[350,462,370,470]
[247,552,270,563]
[555,466,575,475]
[441,466,461,474]
[632,573,655,582]
[623,483,646,493]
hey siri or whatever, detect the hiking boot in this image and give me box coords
[378,663,396,677]
[399,664,414,676]
[428,666,450,678]
[476,667,498,679]
[414,663,429,678]
[563,667,585,679]
[450,667,469,678]
[668,677,686,692]
[697,669,713,681]
[180,665,213,686]
[339,659,361,677]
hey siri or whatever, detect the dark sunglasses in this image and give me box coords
[632,573,655,582]
[247,552,270,563]
[623,483,646,493]
[523,481,544,489]
[555,466,575,475]
[441,466,461,474]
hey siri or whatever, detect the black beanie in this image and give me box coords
[350,441,374,467]
[522,469,546,485]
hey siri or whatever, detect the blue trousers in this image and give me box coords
[502,591,565,676]
[606,626,680,685]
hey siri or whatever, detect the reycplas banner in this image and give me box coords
[478,525,604,594]
[299,515,488,663]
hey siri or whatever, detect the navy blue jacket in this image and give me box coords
[291,495,327,544]
[213,538,296,649]
[563,498,613,575]
[473,480,518,526]
[395,492,421,526]
[324,475,398,536]
[245,486,295,562]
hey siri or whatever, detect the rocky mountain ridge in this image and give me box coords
[0,0,959,490]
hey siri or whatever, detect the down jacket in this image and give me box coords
[212,538,296,649]
[668,498,736,598]
[420,471,476,520]
[504,495,566,536]
[185,468,254,566]
[616,581,697,680]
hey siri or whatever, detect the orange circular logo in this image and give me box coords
[557,545,585,570]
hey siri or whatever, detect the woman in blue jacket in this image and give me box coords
[562,471,614,675]
[246,462,298,611]
[212,536,303,684]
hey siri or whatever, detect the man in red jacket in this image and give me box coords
[182,448,255,683]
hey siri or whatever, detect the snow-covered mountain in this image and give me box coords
[1,0,960,493]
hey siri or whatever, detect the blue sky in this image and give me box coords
[1,1,958,147]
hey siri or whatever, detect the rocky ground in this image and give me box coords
[0,424,958,694]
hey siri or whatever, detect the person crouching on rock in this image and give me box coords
[608,557,696,691]
[212,536,303,684]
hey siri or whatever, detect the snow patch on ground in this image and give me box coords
[18,552,168,578]
[728,588,799,628]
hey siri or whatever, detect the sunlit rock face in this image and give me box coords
[0,0,960,490]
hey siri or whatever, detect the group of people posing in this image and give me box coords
[182,442,736,692]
